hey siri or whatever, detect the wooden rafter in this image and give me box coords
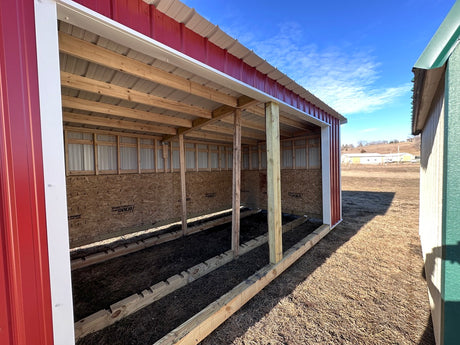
[201,124,266,141]
[184,130,258,146]
[60,71,211,119]
[59,32,237,107]
[162,96,259,142]
[63,112,176,135]
[62,95,192,128]
[247,104,315,131]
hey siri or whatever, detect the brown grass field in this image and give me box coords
[201,163,434,345]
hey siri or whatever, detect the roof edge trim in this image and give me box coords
[414,1,460,70]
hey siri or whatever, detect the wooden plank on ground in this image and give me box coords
[154,224,331,345]
[71,209,260,270]
[73,216,311,340]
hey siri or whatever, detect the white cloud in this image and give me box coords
[360,128,378,133]
[236,23,411,115]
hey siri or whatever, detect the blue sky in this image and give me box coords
[181,0,456,145]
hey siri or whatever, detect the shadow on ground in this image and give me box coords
[201,190,398,344]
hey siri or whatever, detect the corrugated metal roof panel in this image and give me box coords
[228,43,251,60]
[256,61,275,75]
[185,12,217,38]
[208,28,236,50]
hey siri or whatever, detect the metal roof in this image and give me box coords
[412,2,460,134]
[144,0,346,124]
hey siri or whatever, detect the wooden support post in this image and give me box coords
[232,109,242,256]
[179,134,187,235]
[265,102,282,264]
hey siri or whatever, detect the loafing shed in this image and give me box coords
[0,0,346,344]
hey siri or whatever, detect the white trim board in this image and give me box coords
[34,0,75,344]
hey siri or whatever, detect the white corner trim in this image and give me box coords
[34,0,75,344]
[321,126,331,226]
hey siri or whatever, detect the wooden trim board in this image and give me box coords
[71,209,261,270]
[73,216,309,340]
[154,224,331,345]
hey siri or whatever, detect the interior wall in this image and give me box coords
[242,170,322,217]
[67,171,232,247]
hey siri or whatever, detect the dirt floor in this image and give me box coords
[75,163,434,344]
[199,163,434,345]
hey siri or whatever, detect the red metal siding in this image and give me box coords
[0,0,54,344]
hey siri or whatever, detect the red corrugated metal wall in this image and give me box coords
[0,0,54,344]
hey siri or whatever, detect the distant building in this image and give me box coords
[412,2,460,344]
[341,152,415,165]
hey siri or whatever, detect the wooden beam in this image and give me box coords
[162,96,257,142]
[184,130,258,146]
[201,124,266,141]
[62,95,192,128]
[63,112,176,135]
[154,224,331,345]
[232,110,241,256]
[246,104,313,131]
[61,71,211,119]
[59,32,237,107]
[73,213,306,340]
[63,125,163,141]
[265,102,282,264]
[179,134,187,235]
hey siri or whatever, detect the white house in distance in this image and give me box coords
[341,152,416,165]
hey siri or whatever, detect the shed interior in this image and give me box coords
[59,21,324,249]
[58,19,331,343]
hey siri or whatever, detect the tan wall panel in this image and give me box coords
[241,170,322,217]
[67,171,232,247]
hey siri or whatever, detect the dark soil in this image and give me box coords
[70,208,251,260]
[76,218,319,345]
[72,212,299,320]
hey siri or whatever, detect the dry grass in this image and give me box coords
[202,163,433,345]
[342,141,420,155]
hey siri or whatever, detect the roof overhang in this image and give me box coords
[412,1,460,134]
[57,0,345,128]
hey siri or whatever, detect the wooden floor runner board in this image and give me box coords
[71,209,261,270]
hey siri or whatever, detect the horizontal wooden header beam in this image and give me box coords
[63,112,176,135]
[62,95,191,129]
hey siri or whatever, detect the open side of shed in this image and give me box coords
[0,1,345,344]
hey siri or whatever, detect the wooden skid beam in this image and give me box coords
[59,32,237,107]
[62,95,192,128]
[63,112,176,135]
[61,71,211,119]
[73,216,310,340]
[154,224,330,345]
[71,209,261,270]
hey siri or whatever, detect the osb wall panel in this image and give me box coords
[67,171,232,247]
[241,170,322,217]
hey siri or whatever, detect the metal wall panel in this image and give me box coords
[0,0,54,344]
